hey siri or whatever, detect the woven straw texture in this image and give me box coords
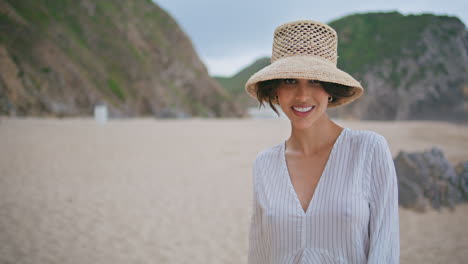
[272,20,338,64]
[245,20,364,108]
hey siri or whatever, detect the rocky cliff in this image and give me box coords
[214,57,270,108]
[216,12,468,122]
[329,12,467,122]
[0,0,243,118]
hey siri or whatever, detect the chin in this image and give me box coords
[285,110,326,130]
[290,121,316,130]
[285,115,315,128]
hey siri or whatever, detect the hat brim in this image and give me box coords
[245,55,364,108]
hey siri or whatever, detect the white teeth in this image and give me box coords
[292,106,313,112]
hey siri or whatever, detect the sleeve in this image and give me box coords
[247,158,267,264]
[367,135,400,264]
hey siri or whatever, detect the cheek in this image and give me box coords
[316,92,331,103]
[316,87,329,97]
[276,88,292,101]
[275,91,284,104]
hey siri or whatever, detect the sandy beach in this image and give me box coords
[0,117,467,264]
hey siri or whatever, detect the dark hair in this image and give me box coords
[255,79,356,116]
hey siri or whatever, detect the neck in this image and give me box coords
[286,113,343,157]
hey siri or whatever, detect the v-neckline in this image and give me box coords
[281,127,348,215]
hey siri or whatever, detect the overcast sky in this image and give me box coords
[153,0,467,77]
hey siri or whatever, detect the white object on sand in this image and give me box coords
[94,104,108,124]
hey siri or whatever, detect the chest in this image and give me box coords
[286,151,331,213]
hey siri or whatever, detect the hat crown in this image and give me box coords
[271,20,338,65]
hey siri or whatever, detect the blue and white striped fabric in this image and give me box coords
[247,127,400,263]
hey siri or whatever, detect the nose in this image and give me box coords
[294,82,311,101]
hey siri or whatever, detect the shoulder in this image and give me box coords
[347,128,384,141]
[347,128,387,150]
[349,129,395,171]
[344,128,394,167]
[252,142,283,170]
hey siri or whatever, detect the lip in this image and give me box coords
[291,105,315,117]
[292,104,313,108]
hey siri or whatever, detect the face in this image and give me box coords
[276,78,330,129]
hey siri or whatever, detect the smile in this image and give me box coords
[292,106,313,112]
[291,105,315,116]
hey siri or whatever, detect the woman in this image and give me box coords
[245,20,400,263]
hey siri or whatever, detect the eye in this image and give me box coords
[283,79,297,84]
[308,80,320,84]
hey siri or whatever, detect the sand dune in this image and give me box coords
[0,117,467,264]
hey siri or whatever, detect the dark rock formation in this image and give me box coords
[394,147,466,211]
[456,162,468,200]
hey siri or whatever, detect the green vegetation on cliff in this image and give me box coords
[214,12,466,109]
[0,0,239,117]
[329,11,463,76]
[214,57,270,95]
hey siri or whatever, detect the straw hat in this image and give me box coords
[245,20,364,108]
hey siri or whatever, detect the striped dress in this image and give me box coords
[247,127,400,263]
